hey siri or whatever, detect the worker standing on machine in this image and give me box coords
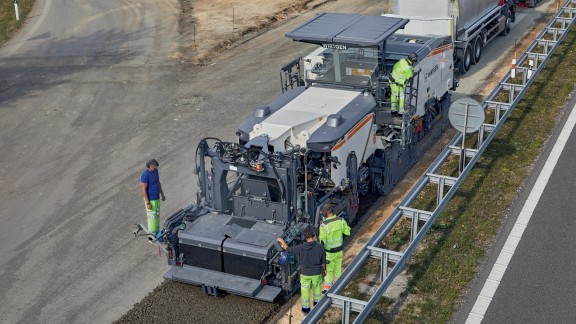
[277,227,326,315]
[319,204,351,292]
[140,159,166,235]
[390,52,418,116]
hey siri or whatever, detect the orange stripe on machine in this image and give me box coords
[427,44,453,57]
[331,114,374,151]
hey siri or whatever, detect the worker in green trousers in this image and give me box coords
[390,52,418,116]
[319,204,350,292]
[277,227,326,315]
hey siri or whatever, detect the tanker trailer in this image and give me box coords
[385,0,515,73]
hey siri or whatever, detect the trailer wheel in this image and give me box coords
[500,13,511,36]
[472,35,483,65]
[460,44,472,74]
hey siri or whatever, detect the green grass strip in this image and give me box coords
[0,0,35,46]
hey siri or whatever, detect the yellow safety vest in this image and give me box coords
[391,58,414,86]
[319,216,351,252]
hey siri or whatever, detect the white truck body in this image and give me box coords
[388,0,503,31]
[384,0,514,73]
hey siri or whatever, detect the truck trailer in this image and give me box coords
[385,0,516,73]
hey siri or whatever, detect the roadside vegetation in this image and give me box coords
[0,0,34,46]
[368,21,576,324]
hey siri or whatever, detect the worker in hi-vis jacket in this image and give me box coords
[390,52,418,116]
[319,204,350,292]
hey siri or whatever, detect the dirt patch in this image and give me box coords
[176,0,333,64]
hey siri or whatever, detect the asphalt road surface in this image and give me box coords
[453,96,576,324]
[481,97,576,323]
[0,0,555,323]
[0,0,188,322]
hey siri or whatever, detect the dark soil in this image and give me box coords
[115,281,281,324]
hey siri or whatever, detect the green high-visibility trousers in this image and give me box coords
[145,199,160,234]
[300,273,323,312]
[324,251,343,290]
[390,83,405,114]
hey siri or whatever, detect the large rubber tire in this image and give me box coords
[472,35,483,65]
[500,13,511,36]
[459,44,472,74]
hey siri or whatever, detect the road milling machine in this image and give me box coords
[135,13,458,301]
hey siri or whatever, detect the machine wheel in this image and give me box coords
[459,44,472,74]
[472,35,483,65]
[500,13,511,36]
[368,153,388,195]
[373,174,387,195]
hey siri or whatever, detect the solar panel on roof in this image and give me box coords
[285,13,410,47]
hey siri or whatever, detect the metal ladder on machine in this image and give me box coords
[401,73,419,147]
[279,57,303,94]
[303,1,576,323]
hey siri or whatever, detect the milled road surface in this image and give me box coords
[0,0,553,323]
[0,0,382,322]
[0,0,186,322]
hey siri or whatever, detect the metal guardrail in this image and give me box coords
[303,1,576,322]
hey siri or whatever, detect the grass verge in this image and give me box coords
[0,0,35,47]
[382,26,576,323]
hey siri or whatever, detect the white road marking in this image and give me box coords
[466,102,576,324]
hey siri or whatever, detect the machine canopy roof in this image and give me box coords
[285,13,409,48]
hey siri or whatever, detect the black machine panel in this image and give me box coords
[181,244,222,271]
[179,213,285,279]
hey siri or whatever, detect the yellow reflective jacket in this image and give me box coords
[319,216,351,252]
[391,58,414,86]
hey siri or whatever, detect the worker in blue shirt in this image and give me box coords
[140,159,166,235]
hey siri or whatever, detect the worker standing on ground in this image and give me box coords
[277,228,326,315]
[390,52,418,116]
[140,159,166,235]
[319,204,351,292]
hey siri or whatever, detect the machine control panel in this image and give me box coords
[283,225,301,245]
